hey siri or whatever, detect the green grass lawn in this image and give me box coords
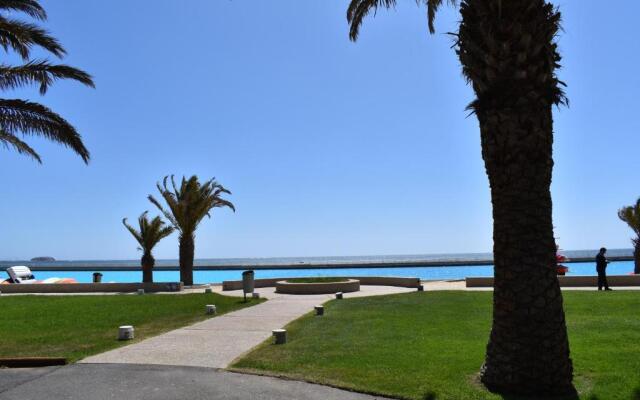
[0,293,263,362]
[232,291,640,400]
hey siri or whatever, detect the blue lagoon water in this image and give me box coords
[27,261,636,284]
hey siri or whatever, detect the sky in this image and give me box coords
[0,1,638,261]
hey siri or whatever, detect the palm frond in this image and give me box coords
[618,198,640,237]
[0,129,40,162]
[347,0,457,41]
[0,61,94,94]
[122,216,144,247]
[148,194,179,230]
[426,0,458,34]
[0,99,89,163]
[0,0,47,20]
[347,0,396,41]
[149,175,235,237]
[0,15,64,59]
[123,211,174,253]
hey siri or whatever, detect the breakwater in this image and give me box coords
[21,256,633,271]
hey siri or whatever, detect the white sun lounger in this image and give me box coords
[6,266,37,284]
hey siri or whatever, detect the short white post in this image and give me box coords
[118,325,135,340]
[206,304,217,315]
[314,305,324,316]
[335,292,343,299]
[137,289,145,295]
[252,292,260,299]
[273,329,287,345]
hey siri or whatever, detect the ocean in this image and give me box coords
[1,249,634,284]
[0,249,633,269]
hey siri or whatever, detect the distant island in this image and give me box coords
[30,257,56,262]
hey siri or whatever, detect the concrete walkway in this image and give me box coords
[80,285,415,368]
[0,364,392,400]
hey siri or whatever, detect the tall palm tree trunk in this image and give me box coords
[141,252,155,283]
[457,0,574,395]
[478,109,573,394]
[179,235,195,285]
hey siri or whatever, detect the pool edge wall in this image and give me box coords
[466,275,640,288]
[0,282,183,293]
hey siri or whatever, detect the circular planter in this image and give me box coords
[275,279,360,295]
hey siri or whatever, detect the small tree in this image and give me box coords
[618,198,640,274]
[149,175,235,285]
[122,212,174,283]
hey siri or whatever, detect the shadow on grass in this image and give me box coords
[420,387,640,400]
[579,385,640,400]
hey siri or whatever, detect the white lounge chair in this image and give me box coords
[6,266,37,284]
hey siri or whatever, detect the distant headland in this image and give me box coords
[30,256,56,262]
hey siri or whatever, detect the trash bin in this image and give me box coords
[242,270,255,301]
[93,272,103,283]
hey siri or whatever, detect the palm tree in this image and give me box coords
[148,175,235,285]
[0,0,94,163]
[618,198,640,275]
[122,212,174,283]
[347,0,573,396]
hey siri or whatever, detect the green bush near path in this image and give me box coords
[0,293,263,362]
[232,291,640,400]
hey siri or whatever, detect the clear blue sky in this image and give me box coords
[0,1,638,260]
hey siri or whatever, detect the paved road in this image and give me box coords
[0,364,392,400]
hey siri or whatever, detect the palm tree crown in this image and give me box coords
[148,175,234,285]
[122,211,174,254]
[0,0,94,163]
[123,211,174,283]
[148,175,235,238]
[618,198,640,245]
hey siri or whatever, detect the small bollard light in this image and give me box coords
[118,325,135,340]
[417,285,424,292]
[204,287,212,294]
[314,305,324,316]
[273,329,287,345]
[252,292,260,299]
[335,292,343,299]
[206,304,217,315]
[137,289,145,295]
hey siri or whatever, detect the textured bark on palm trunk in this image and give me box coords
[457,0,574,395]
[141,252,154,283]
[179,235,195,285]
[478,109,573,395]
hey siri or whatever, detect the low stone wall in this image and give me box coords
[275,279,360,295]
[465,275,640,288]
[0,282,183,294]
[222,276,420,291]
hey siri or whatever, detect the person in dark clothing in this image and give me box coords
[596,247,612,291]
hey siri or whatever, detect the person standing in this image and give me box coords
[596,247,612,291]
